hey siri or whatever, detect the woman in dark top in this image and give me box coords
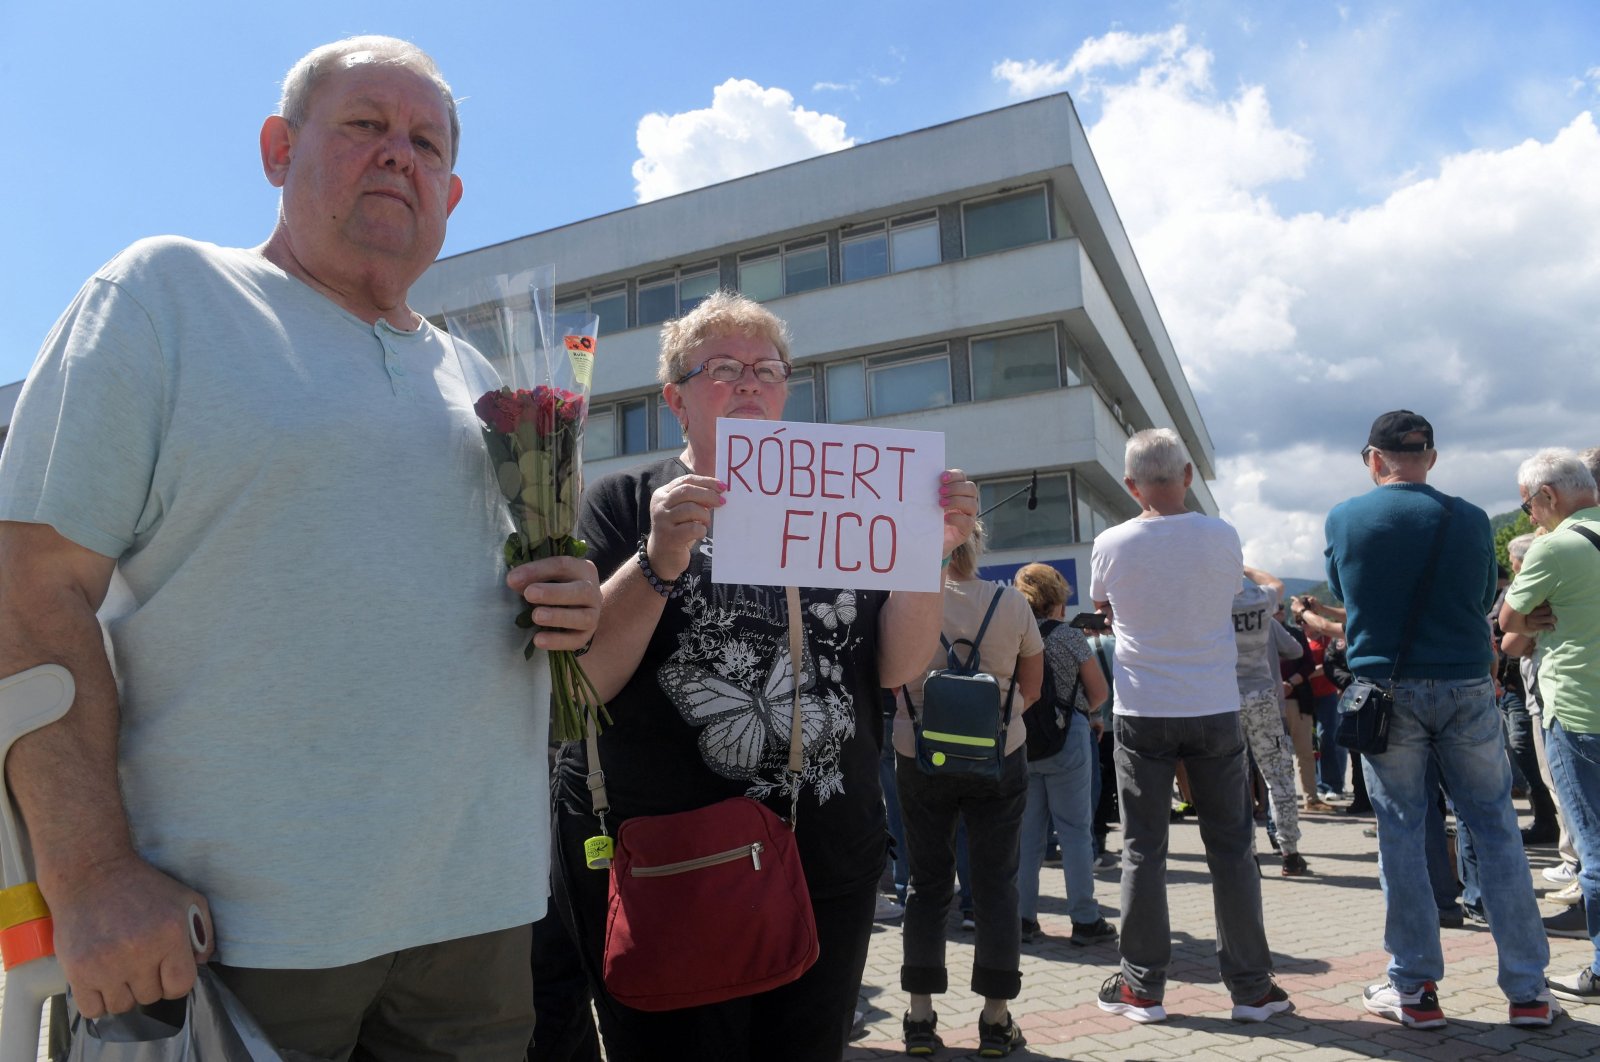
[550,291,977,1062]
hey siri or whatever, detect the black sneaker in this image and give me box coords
[1019,918,1040,944]
[1544,904,1589,939]
[1438,907,1465,929]
[1232,982,1295,1022]
[977,1014,1026,1058]
[1070,917,1118,946]
[1549,967,1600,1002]
[902,1012,942,1056]
[1281,853,1310,877]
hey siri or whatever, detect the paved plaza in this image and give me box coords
[847,800,1600,1062]
[4,800,1598,1061]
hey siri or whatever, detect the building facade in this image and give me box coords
[411,93,1215,600]
[2,94,1216,600]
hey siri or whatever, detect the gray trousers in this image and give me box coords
[1114,710,1274,1004]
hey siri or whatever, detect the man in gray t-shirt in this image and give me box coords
[1233,568,1311,875]
[0,36,599,1052]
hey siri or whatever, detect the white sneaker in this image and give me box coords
[1551,880,1584,906]
[1544,863,1579,885]
[874,896,905,923]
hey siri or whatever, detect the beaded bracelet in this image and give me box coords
[636,534,687,599]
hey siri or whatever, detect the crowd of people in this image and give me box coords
[1,32,1598,1062]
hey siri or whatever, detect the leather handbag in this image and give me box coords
[588,586,820,1012]
[1335,497,1455,755]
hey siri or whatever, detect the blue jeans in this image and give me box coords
[1018,712,1101,924]
[1542,719,1600,974]
[1314,692,1347,793]
[1359,676,1547,1001]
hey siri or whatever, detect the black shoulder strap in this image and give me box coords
[939,585,1008,669]
[1571,524,1600,552]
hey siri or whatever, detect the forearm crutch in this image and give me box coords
[0,665,75,1061]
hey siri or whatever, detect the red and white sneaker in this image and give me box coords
[1508,990,1564,1027]
[1362,980,1446,1029]
[1098,972,1167,1023]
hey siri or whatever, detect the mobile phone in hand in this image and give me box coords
[1069,611,1109,632]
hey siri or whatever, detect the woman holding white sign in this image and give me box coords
[548,291,978,1062]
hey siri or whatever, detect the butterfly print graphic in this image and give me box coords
[808,590,858,630]
[660,640,828,781]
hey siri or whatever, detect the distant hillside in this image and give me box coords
[1490,509,1522,534]
[1281,577,1325,601]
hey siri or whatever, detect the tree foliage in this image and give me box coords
[1494,512,1534,573]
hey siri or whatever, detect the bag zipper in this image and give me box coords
[631,841,765,877]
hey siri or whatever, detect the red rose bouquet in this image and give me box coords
[445,268,608,742]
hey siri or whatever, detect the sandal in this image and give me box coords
[903,1011,942,1056]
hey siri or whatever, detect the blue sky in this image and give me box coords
[5,1,1598,576]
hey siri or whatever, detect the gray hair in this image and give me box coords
[1125,428,1188,485]
[1516,448,1598,497]
[1507,532,1536,563]
[1580,447,1600,485]
[279,36,460,166]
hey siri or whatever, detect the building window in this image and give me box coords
[841,226,888,282]
[962,187,1050,258]
[824,345,951,422]
[869,346,952,416]
[587,408,617,459]
[556,285,628,336]
[635,265,722,327]
[841,212,940,283]
[738,250,783,302]
[590,286,627,336]
[980,472,1072,552]
[637,274,677,327]
[1074,476,1118,542]
[825,361,867,423]
[678,265,719,315]
[783,369,816,422]
[657,402,684,451]
[620,399,650,455]
[970,327,1060,402]
[783,237,829,295]
[891,214,941,271]
[738,238,830,300]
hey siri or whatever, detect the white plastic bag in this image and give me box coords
[65,967,280,1062]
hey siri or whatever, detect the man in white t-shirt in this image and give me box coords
[1089,429,1290,1025]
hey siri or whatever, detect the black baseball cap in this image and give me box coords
[1366,410,1434,452]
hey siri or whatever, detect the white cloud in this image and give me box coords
[994,26,1188,97]
[631,80,854,203]
[813,81,855,94]
[1010,28,1600,578]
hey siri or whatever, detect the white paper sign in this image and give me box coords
[711,418,946,592]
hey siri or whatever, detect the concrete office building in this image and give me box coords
[412,93,1216,598]
[3,94,1217,598]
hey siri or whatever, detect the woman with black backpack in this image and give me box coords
[1013,563,1117,948]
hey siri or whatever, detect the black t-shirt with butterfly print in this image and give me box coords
[555,456,892,899]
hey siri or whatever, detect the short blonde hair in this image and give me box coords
[1014,563,1069,619]
[657,290,792,384]
[946,518,987,579]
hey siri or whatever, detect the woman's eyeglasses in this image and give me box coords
[675,356,791,386]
